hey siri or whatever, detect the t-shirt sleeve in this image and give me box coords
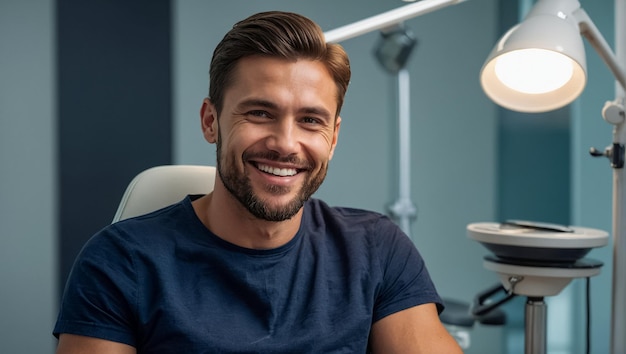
[371,217,443,322]
[53,224,138,346]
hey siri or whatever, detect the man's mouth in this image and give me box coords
[256,163,298,177]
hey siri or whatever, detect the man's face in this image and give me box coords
[202,56,341,221]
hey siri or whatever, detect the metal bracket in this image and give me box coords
[590,143,625,169]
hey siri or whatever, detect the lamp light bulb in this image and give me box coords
[494,48,574,94]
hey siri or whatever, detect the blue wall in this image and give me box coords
[56,0,173,298]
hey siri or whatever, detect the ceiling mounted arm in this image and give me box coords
[324,0,465,43]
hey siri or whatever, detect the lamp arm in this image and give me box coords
[324,0,465,43]
[575,8,626,92]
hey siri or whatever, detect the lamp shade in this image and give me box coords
[480,0,587,113]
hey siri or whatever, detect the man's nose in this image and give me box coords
[265,119,300,156]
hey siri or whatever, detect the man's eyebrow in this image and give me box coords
[236,98,278,110]
[300,106,333,120]
[238,99,334,120]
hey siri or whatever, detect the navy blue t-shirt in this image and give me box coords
[54,196,442,353]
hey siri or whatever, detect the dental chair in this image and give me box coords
[112,165,216,222]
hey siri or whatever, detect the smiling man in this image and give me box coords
[54,11,462,354]
[195,56,340,249]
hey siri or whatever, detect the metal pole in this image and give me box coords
[611,1,626,353]
[525,297,547,354]
[388,68,417,237]
[610,135,626,354]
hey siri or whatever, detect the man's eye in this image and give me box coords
[248,110,270,118]
[302,117,321,125]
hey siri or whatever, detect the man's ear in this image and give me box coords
[200,98,218,144]
[329,116,341,160]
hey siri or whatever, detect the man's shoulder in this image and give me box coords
[92,196,198,247]
[115,196,195,229]
[305,198,383,216]
[304,198,399,236]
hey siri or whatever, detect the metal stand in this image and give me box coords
[525,297,547,354]
[477,256,604,354]
[388,68,417,235]
[581,2,626,351]
[612,4,626,352]
[372,27,418,237]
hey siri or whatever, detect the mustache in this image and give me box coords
[243,150,312,169]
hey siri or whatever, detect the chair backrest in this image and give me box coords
[112,165,216,223]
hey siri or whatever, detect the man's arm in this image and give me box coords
[56,334,136,354]
[369,303,463,354]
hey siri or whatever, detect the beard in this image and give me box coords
[215,135,327,222]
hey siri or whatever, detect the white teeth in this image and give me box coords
[257,164,297,177]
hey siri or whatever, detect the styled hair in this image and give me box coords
[209,11,351,117]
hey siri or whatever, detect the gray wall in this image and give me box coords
[0,0,57,353]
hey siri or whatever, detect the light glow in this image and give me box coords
[494,48,574,94]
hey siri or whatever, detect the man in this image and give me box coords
[54,11,462,353]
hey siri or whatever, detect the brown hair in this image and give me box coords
[209,11,351,117]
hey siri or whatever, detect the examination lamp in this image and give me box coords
[478,0,626,353]
[480,0,586,112]
[480,0,626,113]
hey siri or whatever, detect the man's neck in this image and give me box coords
[191,187,303,250]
